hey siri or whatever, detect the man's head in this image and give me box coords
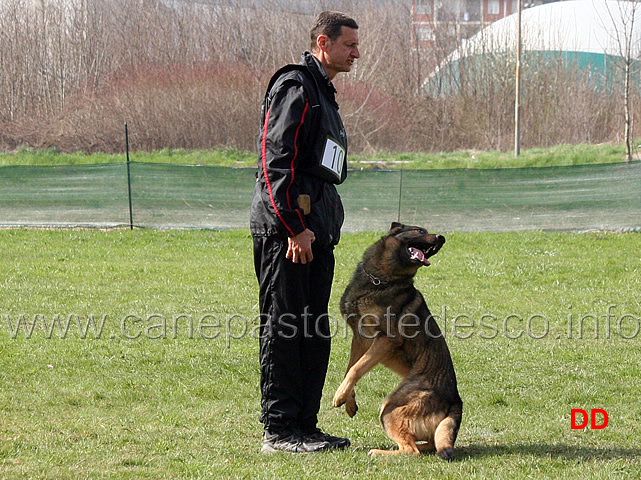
[310,11,360,80]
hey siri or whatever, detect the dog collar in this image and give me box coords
[361,266,387,286]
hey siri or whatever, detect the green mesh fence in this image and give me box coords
[344,163,641,232]
[0,162,639,232]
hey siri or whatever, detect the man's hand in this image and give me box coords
[286,229,316,264]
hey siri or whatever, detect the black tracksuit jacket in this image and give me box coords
[250,52,347,246]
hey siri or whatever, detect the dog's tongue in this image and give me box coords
[409,247,430,266]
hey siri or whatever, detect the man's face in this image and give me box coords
[320,26,360,79]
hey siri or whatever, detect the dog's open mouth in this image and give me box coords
[408,246,439,266]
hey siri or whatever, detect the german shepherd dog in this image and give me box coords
[333,223,462,459]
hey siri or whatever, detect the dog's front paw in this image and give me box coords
[344,390,358,417]
[333,386,358,416]
[332,389,348,408]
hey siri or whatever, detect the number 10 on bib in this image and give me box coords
[321,136,345,182]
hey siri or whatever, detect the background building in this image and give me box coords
[424,0,641,95]
[412,0,564,49]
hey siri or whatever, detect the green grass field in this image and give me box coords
[1,228,640,479]
[0,143,635,169]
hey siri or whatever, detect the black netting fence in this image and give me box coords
[0,162,639,232]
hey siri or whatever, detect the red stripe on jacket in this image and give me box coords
[261,100,309,237]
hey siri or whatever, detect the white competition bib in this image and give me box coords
[320,136,345,182]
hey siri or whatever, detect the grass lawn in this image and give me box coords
[0,143,635,169]
[1,228,640,479]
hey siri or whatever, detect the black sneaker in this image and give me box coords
[261,430,331,454]
[304,429,351,450]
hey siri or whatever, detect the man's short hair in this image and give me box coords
[310,11,358,51]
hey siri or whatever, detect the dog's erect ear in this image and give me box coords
[390,222,404,234]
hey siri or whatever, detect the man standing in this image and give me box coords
[250,11,360,453]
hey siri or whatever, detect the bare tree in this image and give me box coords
[0,0,639,154]
[603,0,641,162]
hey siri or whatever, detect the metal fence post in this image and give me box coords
[125,122,134,230]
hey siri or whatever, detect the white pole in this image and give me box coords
[515,0,522,157]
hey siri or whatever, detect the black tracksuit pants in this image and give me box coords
[253,235,334,434]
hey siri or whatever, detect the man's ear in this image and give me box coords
[316,34,329,51]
